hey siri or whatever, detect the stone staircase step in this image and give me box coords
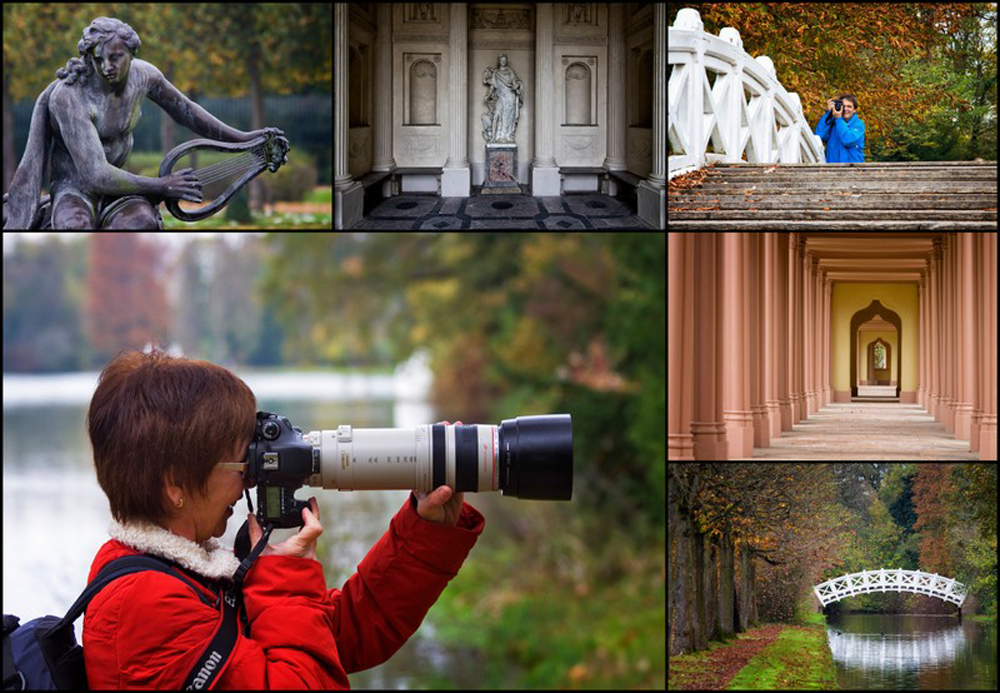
[669,161,998,230]
[669,210,997,221]
[667,220,998,230]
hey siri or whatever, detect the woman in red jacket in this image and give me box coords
[84,349,484,689]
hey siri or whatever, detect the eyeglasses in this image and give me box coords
[217,462,246,472]
[217,460,248,477]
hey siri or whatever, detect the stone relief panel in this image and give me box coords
[566,4,597,27]
[394,3,448,39]
[402,135,442,159]
[347,127,371,180]
[626,127,652,177]
[470,7,533,30]
[406,3,438,23]
[555,3,606,43]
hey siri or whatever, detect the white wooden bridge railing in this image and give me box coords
[813,569,968,608]
[669,8,825,179]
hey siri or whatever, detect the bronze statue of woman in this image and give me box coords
[4,17,287,229]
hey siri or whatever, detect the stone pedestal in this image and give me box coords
[482,144,521,194]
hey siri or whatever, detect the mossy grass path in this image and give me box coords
[668,612,838,690]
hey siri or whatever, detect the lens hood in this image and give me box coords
[499,414,573,500]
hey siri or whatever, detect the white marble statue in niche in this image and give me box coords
[481,54,523,143]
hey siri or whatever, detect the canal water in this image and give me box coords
[826,613,997,689]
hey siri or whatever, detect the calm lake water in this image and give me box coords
[826,613,997,690]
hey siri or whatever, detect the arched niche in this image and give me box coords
[408,59,437,125]
[866,337,892,385]
[850,300,901,397]
[565,62,591,125]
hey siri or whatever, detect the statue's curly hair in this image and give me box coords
[57,17,141,86]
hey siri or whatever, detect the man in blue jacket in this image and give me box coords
[815,94,865,162]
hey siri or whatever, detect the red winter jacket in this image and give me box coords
[83,494,484,689]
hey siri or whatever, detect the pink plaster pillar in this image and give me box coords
[789,235,804,423]
[691,233,728,459]
[803,250,815,415]
[954,233,976,441]
[776,234,792,431]
[668,233,695,460]
[722,233,754,458]
[764,234,782,440]
[929,239,941,419]
[980,232,997,460]
[750,234,770,449]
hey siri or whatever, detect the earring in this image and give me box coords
[175,497,184,509]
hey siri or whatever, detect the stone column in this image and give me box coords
[603,2,627,194]
[442,3,471,197]
[531,3,561,196]
[372,3,396,176]
[334,3,363,229]
[638,3,666,229]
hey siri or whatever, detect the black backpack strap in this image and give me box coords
[56,555,214,631]
[59,555,239,690]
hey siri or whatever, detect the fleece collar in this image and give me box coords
[109,520,240,581]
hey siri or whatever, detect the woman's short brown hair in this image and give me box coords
[88,349,256,525]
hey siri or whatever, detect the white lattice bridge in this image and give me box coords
[668,7,825,179]
[813,569,968,607]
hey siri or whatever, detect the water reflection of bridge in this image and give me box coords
[827,625,965,670]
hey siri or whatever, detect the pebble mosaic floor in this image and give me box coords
[732,403,980,460]
[353,192,657,229]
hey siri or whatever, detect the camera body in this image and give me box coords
[832,99,843,112]
[245,412,316,528]
[245,411,574,528]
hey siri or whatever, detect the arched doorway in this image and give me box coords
[850,300,901,397]
[866,337,892,385]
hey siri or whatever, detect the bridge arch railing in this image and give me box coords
[813,569,968,607]
[668,7,825,179]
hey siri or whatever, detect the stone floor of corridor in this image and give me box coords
[731,402,980,460]
[354,192,656,229]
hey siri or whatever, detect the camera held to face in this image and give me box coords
[244,411,574,528]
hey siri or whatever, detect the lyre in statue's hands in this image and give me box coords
[158,130,291,222]
[243,127,290,170]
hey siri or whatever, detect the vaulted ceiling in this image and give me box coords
[801,233,943,283]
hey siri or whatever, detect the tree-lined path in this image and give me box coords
[668,463,997,690]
